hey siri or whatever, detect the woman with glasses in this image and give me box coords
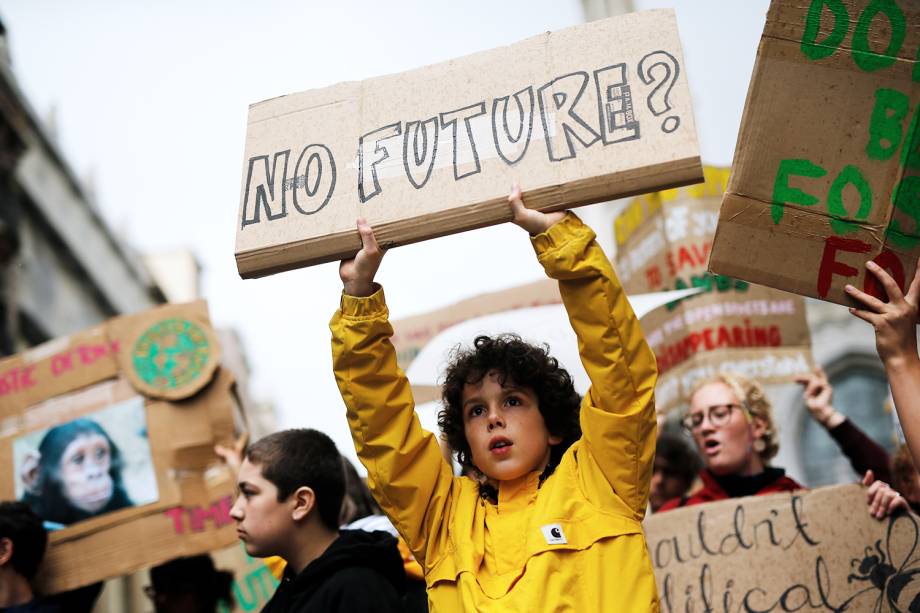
[658,372,906,518]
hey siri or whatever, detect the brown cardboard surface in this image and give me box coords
[391,278,560,370]
[235,10,703,278]
[613,166,813,413]
[211,543,280,612]
[644,484,920,612]
[0,301,239,594]
[710,0,920,306]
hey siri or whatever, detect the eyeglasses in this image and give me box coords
[681,403,748,431]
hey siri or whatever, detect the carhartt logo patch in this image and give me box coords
[541,523,567,545]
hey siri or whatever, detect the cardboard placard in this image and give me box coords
[709,0,920,306]
[235,10,703,278]
[644,484,920,612]
[0,302,239,594]
[613,167,813,412]
[391,278,560,370]
[211,543,279,613]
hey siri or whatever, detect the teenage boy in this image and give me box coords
[229,429,405,612]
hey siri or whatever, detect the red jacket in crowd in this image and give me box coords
[658,467,804,512]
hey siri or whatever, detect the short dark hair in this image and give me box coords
[0,501,48,580]
[656,431,703,486]
[150,554,234,610]
[245,429,345,531]
[438,334,582,494]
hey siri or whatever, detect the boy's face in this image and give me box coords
[230,458,293,558]
[462,370,561,483]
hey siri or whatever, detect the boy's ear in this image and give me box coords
[0,537,13,567]
[291,486,316,522]
[548,433,563,446]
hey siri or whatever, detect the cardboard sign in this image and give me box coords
[391,278,560,370]
[211,543,280,613]
[709,0,920,306]
[644,484,920,612]
[0,302,239,593]
[235,10,703,278]
[613,166,813,412]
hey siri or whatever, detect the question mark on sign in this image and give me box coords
[638,51,681,134]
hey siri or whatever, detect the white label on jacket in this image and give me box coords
[541,523,567,545]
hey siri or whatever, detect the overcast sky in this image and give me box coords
[0,0,770,468]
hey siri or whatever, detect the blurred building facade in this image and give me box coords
[0,19,274,612]
[0,20,164,355]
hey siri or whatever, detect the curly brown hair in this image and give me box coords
[437,334,582,497]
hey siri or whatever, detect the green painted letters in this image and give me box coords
[772,159,827,224]
[801,0,849,60]
[852,0,906,72]
[886,175,920,248]
[827,165,874,234]
[866,88,909,160]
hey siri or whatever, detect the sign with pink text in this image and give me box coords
[0,301,239,594]
[613,166,813,412]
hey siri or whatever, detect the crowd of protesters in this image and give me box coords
[2,188,918,612]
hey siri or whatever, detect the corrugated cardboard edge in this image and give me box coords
[236,157,703,278]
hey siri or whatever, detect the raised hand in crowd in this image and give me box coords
[795,366,893,483]
[339,218,385,297]
[846,257,920,468]
[862,469,908,519]
[795,367,844,429]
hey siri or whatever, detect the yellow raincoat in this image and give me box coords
[331,213,659,611]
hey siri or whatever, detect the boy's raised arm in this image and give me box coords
[510,187,657,518]
[330,219,455,566]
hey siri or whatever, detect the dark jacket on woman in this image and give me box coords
[262,529,406,613]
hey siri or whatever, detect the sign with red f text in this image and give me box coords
[710,0,920,305]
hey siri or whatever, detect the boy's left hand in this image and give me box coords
[508,183,566,235]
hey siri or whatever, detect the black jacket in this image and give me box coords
[263,529,406,613]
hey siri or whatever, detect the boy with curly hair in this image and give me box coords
[331,185,659,611]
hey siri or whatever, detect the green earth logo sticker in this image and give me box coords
[132,319,211,391]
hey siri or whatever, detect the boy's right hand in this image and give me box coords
[339,217,384,297]
[508,183,565,235]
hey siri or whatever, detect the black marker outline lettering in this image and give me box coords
[537,71,601,162]
[403,117,439,190]
[241,150,290,228]
[358,122,402,203]
[439,101,487,181]
[291,144,336,216]
[491,86,535,166]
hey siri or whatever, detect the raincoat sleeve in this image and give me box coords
[330,286,455,565]
[532,212,658,518]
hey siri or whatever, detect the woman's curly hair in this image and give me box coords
[437,334,582,497]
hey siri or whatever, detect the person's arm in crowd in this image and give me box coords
[846,257,920,469]
[795,367,892,483]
